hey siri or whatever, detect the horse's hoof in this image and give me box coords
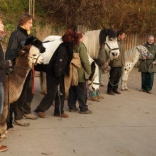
[1,135,7,139]
[5,131,8,134]
[88,97,100,102]
[97,95,104,99]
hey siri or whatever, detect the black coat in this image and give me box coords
[46,42,73,84]
[5,26,31,61]
[0,43,10,82]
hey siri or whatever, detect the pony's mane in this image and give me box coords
[83,30,101,59]
[125,46,139,62]
[99,28,116,49]
[83,28,117,59]
[108,28,117,39]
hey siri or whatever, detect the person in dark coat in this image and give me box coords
[139,35,156,94]
[34,29,78,118]
[5,14,38,127]
[0,17,12,152]
[107,29,126,95]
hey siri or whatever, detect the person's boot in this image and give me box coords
[113,89,121,94]
[107,90,115,95]
[35,111,46,118]
[14,119,30,127]
[24,113,38,120]
[0,145,8,152]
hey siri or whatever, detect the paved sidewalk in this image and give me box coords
[2,68,156,156]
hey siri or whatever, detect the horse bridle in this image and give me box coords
[23,50,41,66]
[29,53,41,65]
[13,50,41,70]
[88,81,100,86]
[104,42,119,53]
[88,80,100,91]
[88,72,100,86]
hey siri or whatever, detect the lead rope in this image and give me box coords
[107,67,124,86]
[6,68,11,130]
[106,47,137,87]
[31,67,35,94]
[57,85,62,121]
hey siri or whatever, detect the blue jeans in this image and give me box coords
[0,82,4,115]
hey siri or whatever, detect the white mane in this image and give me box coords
[83,30,101,59]
[125,45,149,62]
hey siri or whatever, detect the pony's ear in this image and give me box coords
[25,36,37,46]
[18,45,31,55]
[136,46,140,51]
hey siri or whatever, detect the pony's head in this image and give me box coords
[99,28,120,60]
[136,45,153,59]
[19,36,45,64]
[25,36,46,53]
[85,53,100,91]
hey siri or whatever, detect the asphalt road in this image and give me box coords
[2,67,156,156]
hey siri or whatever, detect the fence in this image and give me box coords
[125,33,149,51]
[77,25,156,51]
[36,24,154,51]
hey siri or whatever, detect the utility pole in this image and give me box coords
[29,0,35,17]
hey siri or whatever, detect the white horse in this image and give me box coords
[121,45,153,91]
[36,29,120,94]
